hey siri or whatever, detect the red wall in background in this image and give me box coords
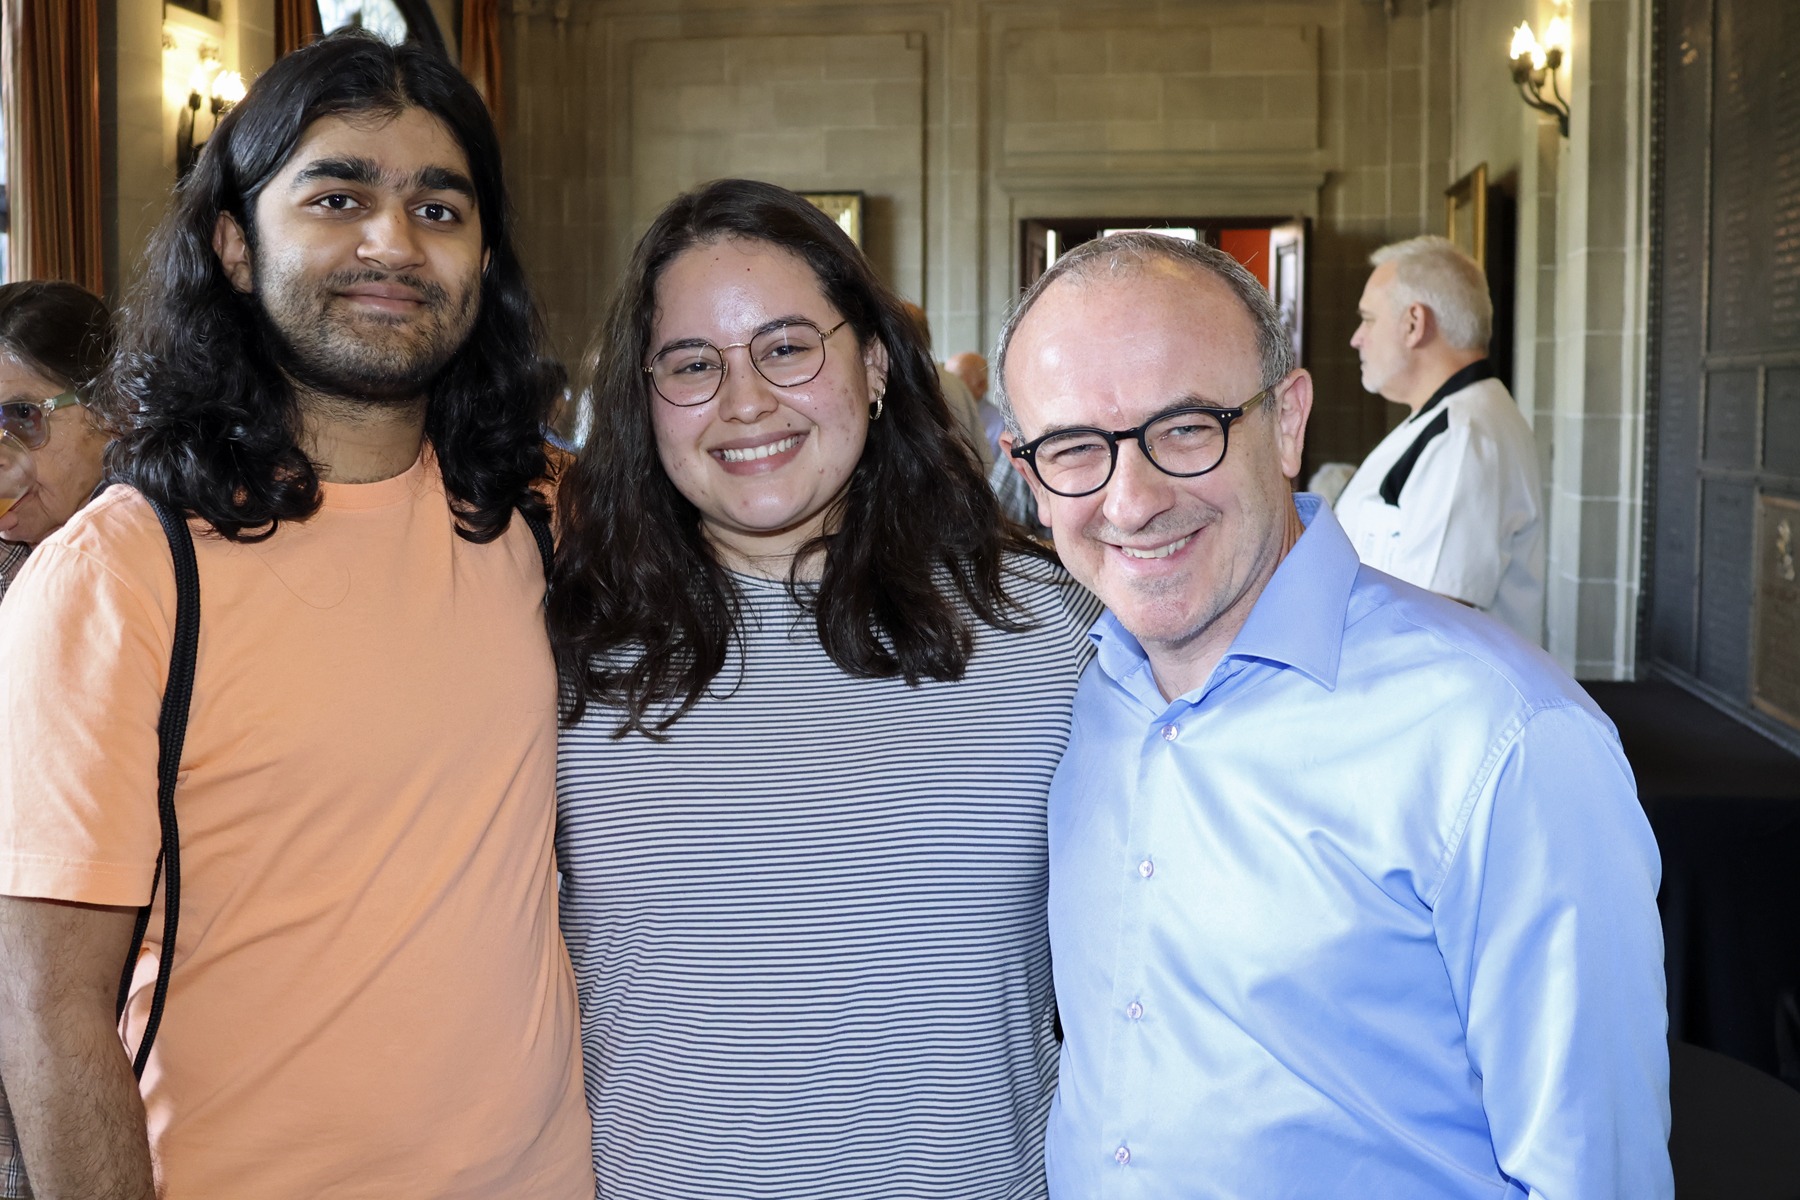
[1218,228,1272,290]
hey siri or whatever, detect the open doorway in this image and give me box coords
[1020,216,1308,369]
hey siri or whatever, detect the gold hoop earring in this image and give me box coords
[870,394,885,421]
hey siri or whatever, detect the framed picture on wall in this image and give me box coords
[800,192,865,248]
[1445,163,1488,269]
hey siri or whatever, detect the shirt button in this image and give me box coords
[1160,723,1179,741]
[1114,1145,1131,1165]
[1126,1001,1144,1020]
[1138,858,1154,878]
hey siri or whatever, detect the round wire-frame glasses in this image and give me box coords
[1009,382,1279,498]
[644,319,849,407]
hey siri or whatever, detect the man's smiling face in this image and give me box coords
[1002,259,1309,682]
[216,106,486,404]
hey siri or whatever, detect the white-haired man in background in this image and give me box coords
[1339,235,1544,643]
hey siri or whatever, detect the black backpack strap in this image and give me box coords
[520,506,553,592]
[114,498,200,1079]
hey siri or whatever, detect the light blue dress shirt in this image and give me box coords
[1046,495,1671,1200]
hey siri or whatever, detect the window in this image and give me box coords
[316,0,445,54]
[1101,226,1199,242]
[317,0,408,44]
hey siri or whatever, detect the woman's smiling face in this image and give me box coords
[647,236,886,576]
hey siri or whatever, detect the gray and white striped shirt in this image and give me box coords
[557,556,1100,1199]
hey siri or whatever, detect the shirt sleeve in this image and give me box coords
[1398,416,1518,609]
[0,539,168,906]
[1432,701,1673,1199]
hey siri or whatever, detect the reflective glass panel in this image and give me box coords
[317,0,410,45]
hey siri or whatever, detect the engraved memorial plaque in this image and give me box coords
[1752,493,1800,731]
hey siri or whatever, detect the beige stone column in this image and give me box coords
[1543,0,1654,677]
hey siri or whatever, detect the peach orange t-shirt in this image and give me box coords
[0,453,593,1198]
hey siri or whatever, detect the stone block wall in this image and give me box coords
[504,0,1459,473]
[1451,0,1656,678]
[628,32,925,304]
[998,25,1319,158]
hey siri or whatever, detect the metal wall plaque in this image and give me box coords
[1752,493,1800,731]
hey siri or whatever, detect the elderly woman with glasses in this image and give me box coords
[548,179,1099,1199]
[0,282,114,605]
[0,281,111,1194]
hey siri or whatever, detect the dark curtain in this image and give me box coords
[460,0,502,131]
[276,0,322,58]
[2,0,103,293]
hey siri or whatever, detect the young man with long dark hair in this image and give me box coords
[0,32,592,1199]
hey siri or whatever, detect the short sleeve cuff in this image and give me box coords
[0,853,156,908]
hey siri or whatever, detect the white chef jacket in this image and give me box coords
[1334,362,1545,644]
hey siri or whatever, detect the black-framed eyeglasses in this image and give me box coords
[644,319,849,407]
[0,390,84,452]
[1009,383,1277,498]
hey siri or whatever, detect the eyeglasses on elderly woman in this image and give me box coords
[0,390,85,451]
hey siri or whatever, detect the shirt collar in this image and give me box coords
[1409,358,1495,424]
[1088,494,1359,700]
[1226,494,1356,690]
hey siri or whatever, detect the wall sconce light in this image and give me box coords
[176,61,246,178]
[1510,18,1571,138]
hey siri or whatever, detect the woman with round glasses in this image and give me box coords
[548,178,1099,1199]
[0,282,114,604]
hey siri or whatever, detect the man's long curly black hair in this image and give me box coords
[93,30,558,542]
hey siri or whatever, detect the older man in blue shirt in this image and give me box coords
[994,231,1671,1199]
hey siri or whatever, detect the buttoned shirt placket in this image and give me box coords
[1094,642,1264,1196]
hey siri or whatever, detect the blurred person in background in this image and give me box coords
[945,349,989,404]
[0,282,113,604]
[939,348,1044,532]
[901,300,993,470]
[946,349,1004,456]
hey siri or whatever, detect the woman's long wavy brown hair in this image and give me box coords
[549,178,1048,736]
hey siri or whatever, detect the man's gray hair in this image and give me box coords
[1368,235,1492,353]
[991,231,1294,436]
